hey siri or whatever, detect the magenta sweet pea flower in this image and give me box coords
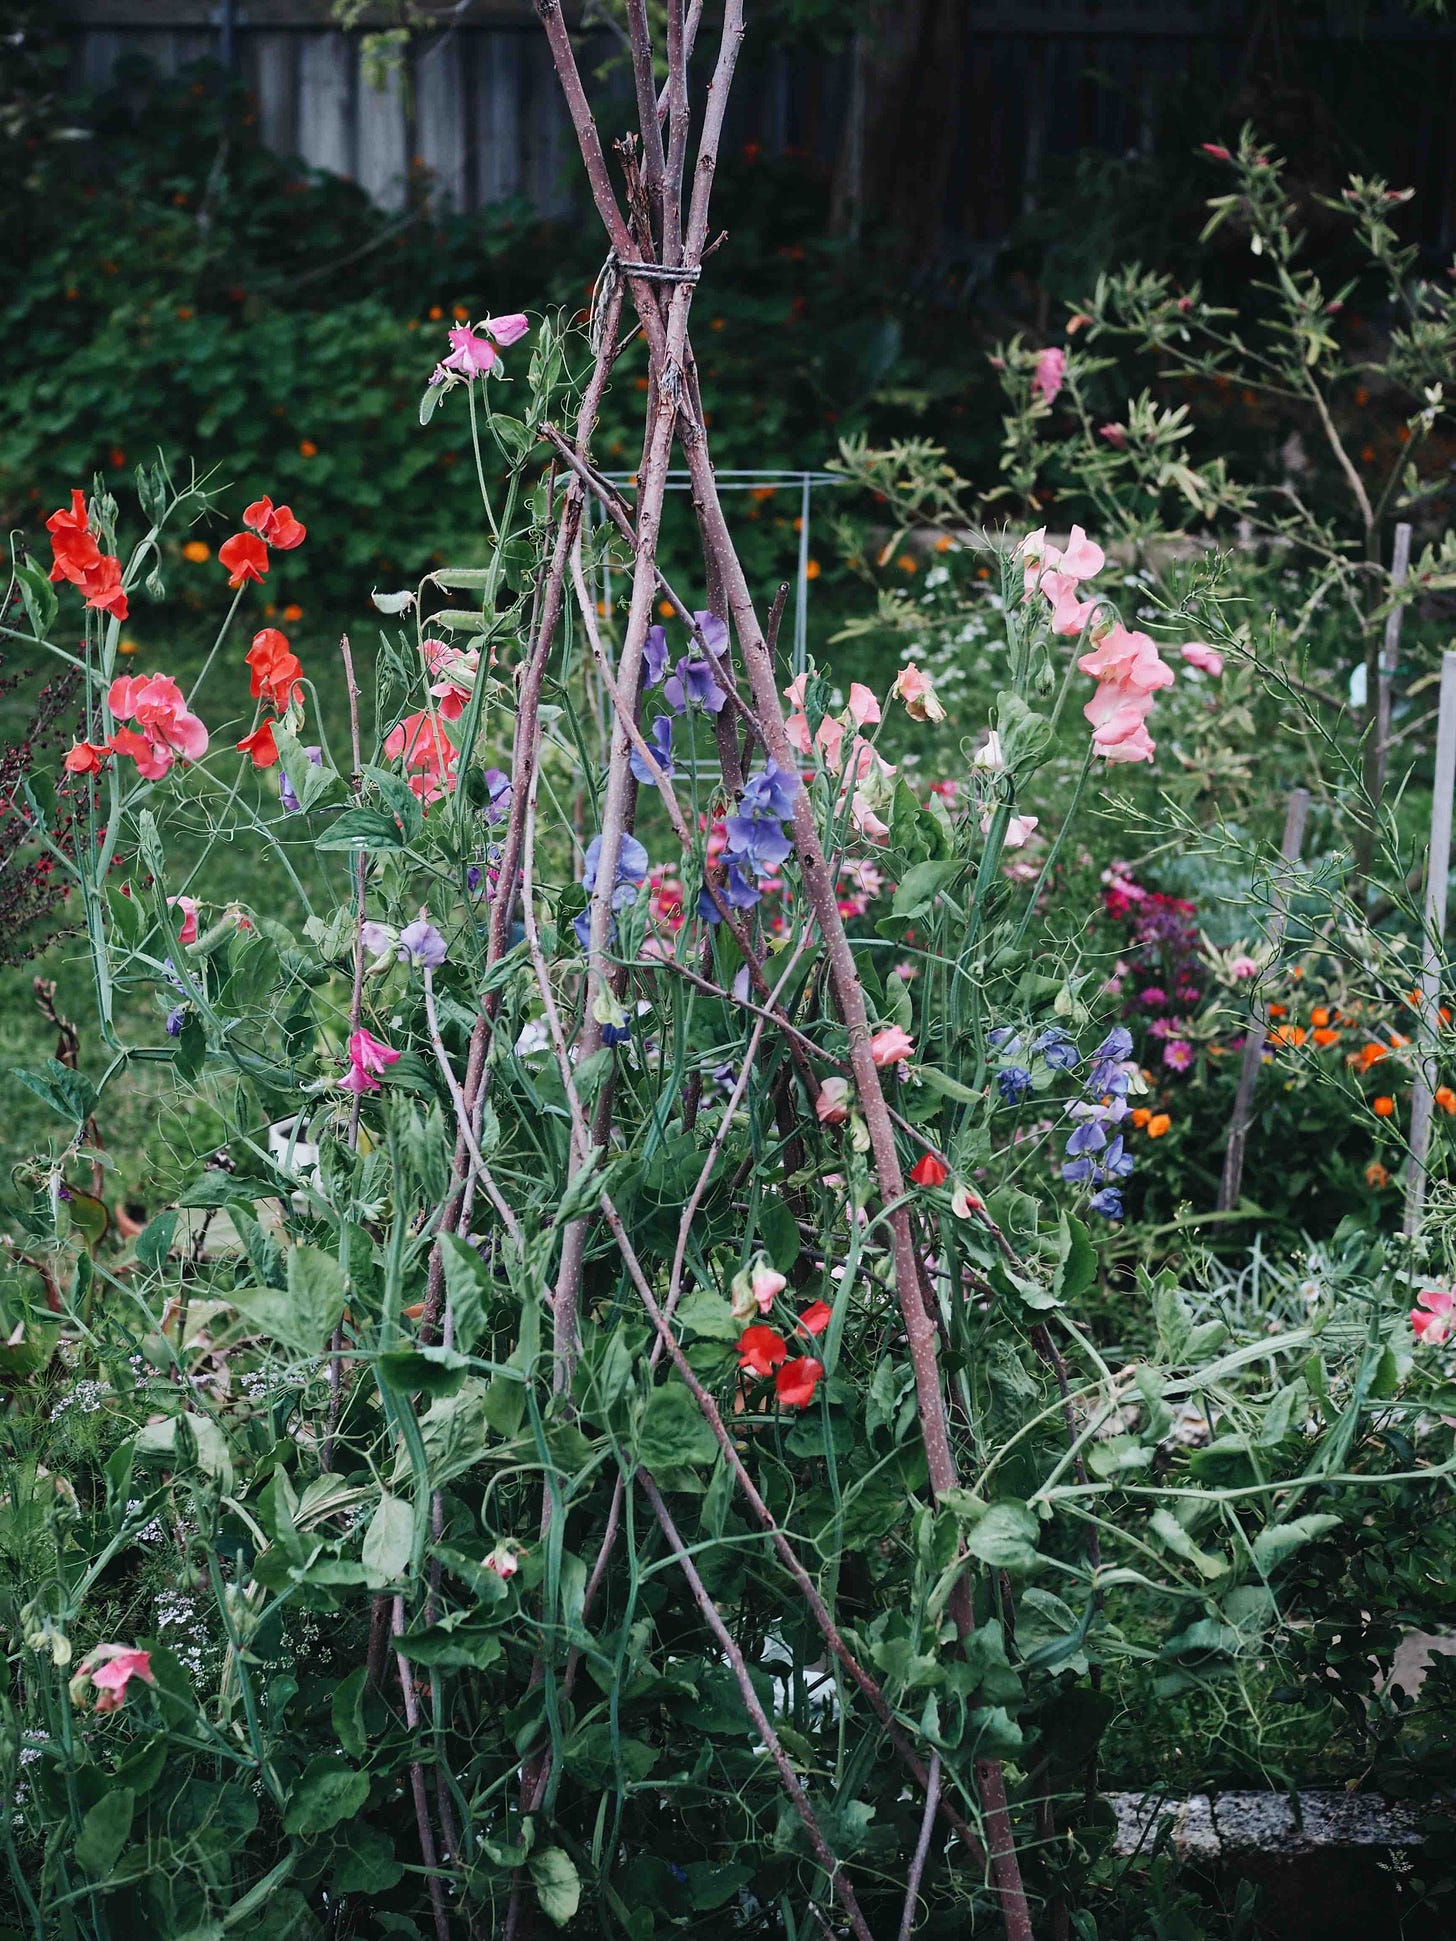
[340,1027,401,1094]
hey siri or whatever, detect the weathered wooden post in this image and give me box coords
[1404,649,1456,1236]
[1218,787,1312,1212]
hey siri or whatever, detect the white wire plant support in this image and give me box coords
[590,468,846,676]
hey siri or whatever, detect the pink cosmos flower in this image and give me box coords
[892,663,946,722]
[1181,641,1224,677]
[169,895,200,946]
[1032,346,1066,405]
[75,1645,155,1714]
[340,1026,401,1095]
[816,1077,851,1124]
[1411,1288,1455,1345]
[869,1025,914,1067]
[106,673,209,778]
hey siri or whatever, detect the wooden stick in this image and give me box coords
[1404,649,1456,1235]
[1217,787,1312,1212]
[1374,520,1413,810]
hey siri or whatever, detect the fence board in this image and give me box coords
[355,48,408,213]
[473,31,523,207]
[247,32,298,160]
[416,32,468,212]
[297,30,353,181]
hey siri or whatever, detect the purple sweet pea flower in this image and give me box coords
[1066,1118,1108,1157]
[739,761,799,822]
[630,715,675,785]
[399,918,448,968]
[644,625,669,688]
[482,768,511,823]
[663,656,727,715]
[165,1005,186,1037]
[280,744,324,814]
[723,812,793,878]
[698,862,763,923]
[1089,1186,1124,1219]
[575,832,650,949]
[997,1066,1033,1103]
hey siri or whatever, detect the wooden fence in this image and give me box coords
[52,2,1456,248]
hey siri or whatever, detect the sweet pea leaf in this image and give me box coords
[361,1491,413,1590]
[316,807,409,852]
[963,1500,1040,1573]
[530,1847,581,1928]
[638,1382,718,1484]
[283,1757,370,1839]
[892,860,959,920]
[75,1787,134,1876]
[1250,1513,1341,1571]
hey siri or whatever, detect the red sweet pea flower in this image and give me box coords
[383,710,458,802]
[219,532,270,587]
[737,1325,788,1377]
[106,724,173,781]
[775,1357,824,1408]
[46,489,101,585]
[63,740,109,775]
[246,627,305,711]
[79,553,129,621]
[243,496,307,550]
[797,1301,832,1337]
[909,1152,949,1187]
[237,720,279,767]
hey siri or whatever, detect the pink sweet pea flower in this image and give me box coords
[751,1261,787,1314]
[169,895,200,946]
[340,1027,401,1095]
[442,326,499,377]
[892,664,946,723]
[1058,526,1105,581]
[1077,625,1175,694]
[422,638,479,721]
[484,1540,522,1579]
[1085,688,1158,764]
[1181,641,1224,677]
[846,683,881,728]
[869,1025,914,1067]
[1041,572,1099,638]
[482,312,530,346]
[75,1645,155,1714]
[107,673,210,776]
[816,1077,851,1124]
[1412,1288,1456,1345]
[1032,346,1066,405]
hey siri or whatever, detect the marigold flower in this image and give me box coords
[1436,1086,1456,1115]
[1310,1007,1330,1028]
[868,1025,914,1067]
[1313,1027,1341,1048]
[738,1325,788,1378]
[1372,1095,1396,1118]
[1130,1107,1152,1128]
[219,532,269,587]
[1145,1112,1171,1138]
[910,1152,949,1187]
[237,720,279,767]
[775,1357,824,1408]
[1411,1287,1456,1346]
[1351,1041,1388,1071]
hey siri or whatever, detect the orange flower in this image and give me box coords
[805,558,821,579]
[63,741,109,775]
[1312,1027,1340,1048]
[1146,1113,1171,1138]
[1269,1024,1307,1047]
[1372,1095,1396,1117]
[298,439,318,458]
[219,532,269,587]
[1130,1106,1152,1129]
[246,627,304,712]
[775,1358,824,1409]
[1365,1161,1390,1189]
[1352,1042,1389,1072]
[1436,1086,1456,1115]
[236,720,279,767]
[738,1325,787,1378]
[1267,1002,1287,1018]
[243,496,306,551]
[282,603,304,623]
[1310,1007,1330,1028]
[897,553,918,574]
[182,540,210,563]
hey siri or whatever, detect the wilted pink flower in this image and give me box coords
[340,1026,400,1095]
[869,1025,914,1067]
[74,1646,155,1714]
[485,1540,522,1579]
[1099,423,1127,448]
[1411,1288,1456,1345]
[892,663,946,723]
[816,1077,851,1124]
[1032,346,1066,405]
[1181,641,1224,677]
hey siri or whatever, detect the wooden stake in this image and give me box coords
[1218,787,1312,1212]
[1404,649,1456,1235]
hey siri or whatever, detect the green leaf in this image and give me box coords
[439,1232,491,1355]
[230,1245,345,1356]
[272,723,338,813]
[179,1172,278,1208]
[676,1289,739,1342]
[1054,1212,1097,1303]
[316,807,409,852]
[1250,1514,1341,1571]
[638,1382,718,1484]
[530,1847,581,1928]
[396,1617,503,1669]
[361,1491,414,1590]
[14,555,58,638]
[283,1756,370,1839]
[135,1210,177,1274]
[75,1787,133,1876]
[331,1665,369,1762]
[331,1822,404,1894]
[759,1196,801,1274]
[892,860,960,920]
[1150,1507,1228,1580]
[376,1346,471,1397]
[963,1500,1040,1573]
[10,1060,95,1127]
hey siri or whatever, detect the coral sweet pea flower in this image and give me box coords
[46,489,101,585]
[237,720,279,768]
[738,1325,789,1377]
[169,894,199,946]
[73,1645,154,1714]
[775,1357,824,1408]
[243,496,306,550]
[1411,1288,1456,1345]
[909,1152,949,1187]
[384,711,458,802]
[797,1301,832,1336]
[869,1025,914,1067]
[815,1077,851,1124]
[219,532,269,587]
[63,741,109,775]
[246,627,305,711]
[340,1026,401,1095]
[79,553,129,620]
[846,683,881,728]
[107,672,209,773]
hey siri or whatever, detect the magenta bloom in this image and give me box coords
[438,312,531,381]
[75,1646,155,1714]
[1163,1039,1194,1072]
[1032,346,1066,405]
[340,1026,401,1094]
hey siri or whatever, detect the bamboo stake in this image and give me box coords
[1374,520,1413,809]
[1404,649,1456,1235]
[1217,787,1312,1212]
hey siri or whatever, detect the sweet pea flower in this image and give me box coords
[630,714,675,785]
[972,730,1004,770]
[384,711,458,802]
[218,532,270,587]
[484,1540,522,1580]
[869,1025,914,1067]
[279,744,324,812]
[169,895,199,946]
[1057,526,1105,581]
[950,1183,984,1220]
[1032,346,1066,405]
[399,915,448,968]
[893,663,946,723]
[847,683,881,727]
[242,496,306,550]
[910,1152,949,1187]
[798,1301,832,1337]
[1078,625,1175,694]
[983,810,1039,848]
[63,741,109,775]
[738,1325,789,1377]
[816,1077,851,1124]
[663,654,727,715]
[775,1357,824,1408]
[423,637,478,720]
[106,673,209,777]
[72,1645,155,1714]
[1412,1289,1456,1345]
[575,831,650,948]
[1181,641,1224,676]
[237,720,279,768]
[1099,422,1127,448]
[47,489,101,585]
[247,627,305,712]
[340,1026,401,1095]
